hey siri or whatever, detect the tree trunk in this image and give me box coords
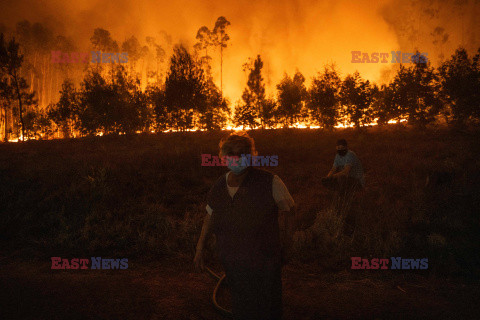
[2,106,5,142]
[156,59,159,84]
[54,67,58,104]
[30,53,37,93]
[220,46,223,97]
[13,73,25,141]
[48,58,53,108]
[42,55,47,107]
[141,58,146,90]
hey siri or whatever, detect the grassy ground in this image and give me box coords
[0,260,480,320]
[1,125,480,318]
[1,257,479,319]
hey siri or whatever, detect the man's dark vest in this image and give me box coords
[206,167,281,269]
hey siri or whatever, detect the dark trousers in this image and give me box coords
[223,262,283,320]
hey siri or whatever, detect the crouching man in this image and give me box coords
[321,139,365,193]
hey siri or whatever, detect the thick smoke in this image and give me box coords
[0,0,478,102]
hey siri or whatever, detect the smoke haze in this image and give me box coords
[1,0,479,102]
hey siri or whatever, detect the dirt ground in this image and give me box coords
[1,257,479,320]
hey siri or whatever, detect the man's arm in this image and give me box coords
[327,166,337,177]
[328,155,340,177]
[194,212,212,272]
[332,164,352,177]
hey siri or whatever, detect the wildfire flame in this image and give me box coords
[4,118,409,142]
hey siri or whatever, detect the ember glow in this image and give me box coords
[0,0,478,141]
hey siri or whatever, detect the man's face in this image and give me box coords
[224,145,250,169]
[225,146,245,163]
[336,145,348,156]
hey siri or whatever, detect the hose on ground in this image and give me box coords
[205,266,233,318]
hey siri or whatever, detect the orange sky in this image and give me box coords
[1,0,479,103]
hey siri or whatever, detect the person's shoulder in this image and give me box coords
[348,150,358,158]
[347,150,362,164]
[212,172,228,187]
[272,174,289,187]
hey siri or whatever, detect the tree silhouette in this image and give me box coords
[276,71,307,128]
[164,44,208,131]
[387,52,441,127]
[370,84,391,126]
[91,28,118,52]
[340,71,375,128]
[146,84,168,131]
[76,69,112,135]
[212,16,230,96]
[0,33,37,140]
[439,47,480,126]
[258,97,277,129]
[90,28,119,79]
[194,26,213,77]
[15,21,54,108]
[145,36,166,85]
[122,36,143,77]
[32,23,54,105]
[47,78,78,138]
[234,55,266,129]
[76,65,148,135]
[0,67,14,141]
[307,65,341,129]
[53,35,77,81]
[198,78,229,130]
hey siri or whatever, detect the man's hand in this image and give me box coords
[327,167,335,178]
[321,176,337,189]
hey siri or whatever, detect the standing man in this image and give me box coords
[321,139,365,191]
[194,131,295,320]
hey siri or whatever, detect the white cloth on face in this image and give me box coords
[206,171,295,215]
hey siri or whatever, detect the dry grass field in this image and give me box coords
[1,126,479,319]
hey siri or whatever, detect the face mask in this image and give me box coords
[337,149,348,156]
[227,156,248,175]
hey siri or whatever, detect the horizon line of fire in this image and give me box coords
[5,118,408,143]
